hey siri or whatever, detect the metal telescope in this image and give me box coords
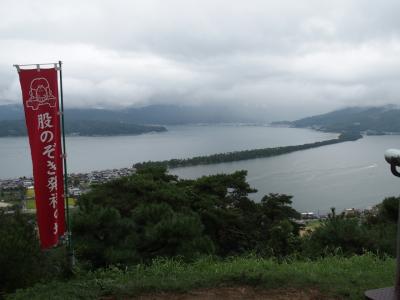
[365,149,400,299]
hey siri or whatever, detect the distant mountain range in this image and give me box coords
[0,103,269,137]
[3,103,400,137]
[0,119,166,137]
[274,105,400,134]
[0,104,269,124]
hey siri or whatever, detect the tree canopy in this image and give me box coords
[73,166,302,267]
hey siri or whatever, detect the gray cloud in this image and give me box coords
[2,0,400,119]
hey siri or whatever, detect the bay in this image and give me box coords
[0,125,334,179]
[1,125,399,213]
[172,135,400,214]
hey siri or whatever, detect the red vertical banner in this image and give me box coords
[17,67,66,249]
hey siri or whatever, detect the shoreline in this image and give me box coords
[135,131,362,169]
[0,131,360,183]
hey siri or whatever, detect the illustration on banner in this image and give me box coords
[26,77,57,110]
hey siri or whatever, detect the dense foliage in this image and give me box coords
[2,167,399,297]
[135,132,362,169]
[0,210,68,296]
[73,166,301,267]
[302,202,399,258]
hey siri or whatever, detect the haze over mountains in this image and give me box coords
[2,104,400,137]
[283,105,400,134]
[0,104,270,124]
[0,104,271,136]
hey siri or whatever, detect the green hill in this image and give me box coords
[2,167,398,299]
[7,254,395,300]
[286,105,400,134]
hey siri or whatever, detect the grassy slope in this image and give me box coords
[25,198,76,209]
[8,254,395,300]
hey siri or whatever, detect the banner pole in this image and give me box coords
[58,60,75,268]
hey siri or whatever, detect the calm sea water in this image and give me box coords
[1,125,399,212]
[172,134,400,213]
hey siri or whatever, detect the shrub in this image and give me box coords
[0,209,68,295]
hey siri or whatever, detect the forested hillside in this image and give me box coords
[283,105,400,134]
[2,167,399,298]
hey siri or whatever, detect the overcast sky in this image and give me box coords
[1,0,400,119]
